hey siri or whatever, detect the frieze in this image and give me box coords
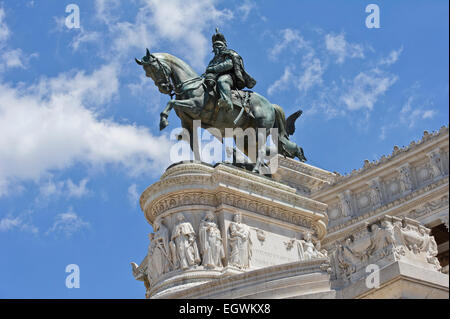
[329,215,442,284]
[142,162,327,216]
[323,176,449,244]
[146,190,318,231]
[319,126,448,191]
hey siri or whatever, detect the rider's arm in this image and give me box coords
[207,59,233,73]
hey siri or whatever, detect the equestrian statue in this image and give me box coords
[135,29,306,174]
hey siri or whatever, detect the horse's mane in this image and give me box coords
[153,53,199,78]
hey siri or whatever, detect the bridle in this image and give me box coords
[136,50,204,99]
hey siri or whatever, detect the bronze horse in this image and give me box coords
[135,49,306,173]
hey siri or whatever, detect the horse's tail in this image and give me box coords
[272,104,307,162]
[272,104,288,138]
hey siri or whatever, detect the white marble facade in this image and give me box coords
[132,126,449,299]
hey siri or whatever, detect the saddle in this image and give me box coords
[206,84,255,122]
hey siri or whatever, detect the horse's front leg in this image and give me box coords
[252,129,268,174]
[159,100,174,131]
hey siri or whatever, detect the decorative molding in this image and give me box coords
[317,126,448,192]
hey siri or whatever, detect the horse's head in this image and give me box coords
[135,49,173,95]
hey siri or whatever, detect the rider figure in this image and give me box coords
[204,28,256,112]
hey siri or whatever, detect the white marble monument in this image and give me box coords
[132,126,449,299]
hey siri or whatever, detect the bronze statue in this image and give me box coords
[204,28,256,113]
[135,29,306,173]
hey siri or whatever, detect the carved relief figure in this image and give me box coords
[334,242,357,281]
[149,219,172,276]
[339,191,352,217]
[228,213,252,269]
[199,212,225,269]
[297,232,322,260]
[130,234,153,298]
[428,150,444,178]
[367,223,395,257]
[398,165,413,193]
[170,213,201,270]
[368,179,383,208]
[314,241,328,258]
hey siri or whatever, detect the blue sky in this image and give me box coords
[0,0,448,298]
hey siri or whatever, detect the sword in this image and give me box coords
[233,90,246,125]
[233,106,245,125]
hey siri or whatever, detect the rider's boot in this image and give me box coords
[218,97,233,112]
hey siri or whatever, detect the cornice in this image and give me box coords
[314,126,449,198]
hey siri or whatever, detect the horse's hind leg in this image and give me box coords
[252,129,269,174]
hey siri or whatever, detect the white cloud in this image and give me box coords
[0,216,21,231]
[67,178,90,198]
[422,110,436,119]
[268,28,325,95]
[269,28,310,61]
[0,212,38,234]
[400,96,437,128]
[267,66,293,96]
[0,63,173,197]
[379,46,403,66]
[0,6,10,46]
[297,57,325,93]
[340,69,398,111]
[71,30,102,51]
[325,33,364,64]
[46,209,89,237]
[127,183,140,208]
[0,49,38,72]
[237,0,256,21]
[1,49,25,69]
[95,0,121,23]
[104,0,233,69]
[39,178,90,199]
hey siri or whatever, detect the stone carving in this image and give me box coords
[255,229,266,243]
[427,149,444,178]
[149,220,172,276]
[368,178,383,208]
[228,213,252,269]
[409,195,449,219]
[297,232,326,261]
[198,212,225,269]
[146,189,317,230]
[326,126,449,186]
[130,220,172,296]
[284,239,296,250]
[130,238,152,298]
[170,213,201,270]
[330,216,442,284]
[338,190,353,217]
[333,240,358,281]
[397,164,413,193]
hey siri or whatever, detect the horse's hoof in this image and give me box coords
[160,117,169,130]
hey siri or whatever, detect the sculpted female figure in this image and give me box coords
[228,213,252,269]
[199,212,225,269]
[149,219,172,276]
[170,213,201,270]
[297,232,319,260]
